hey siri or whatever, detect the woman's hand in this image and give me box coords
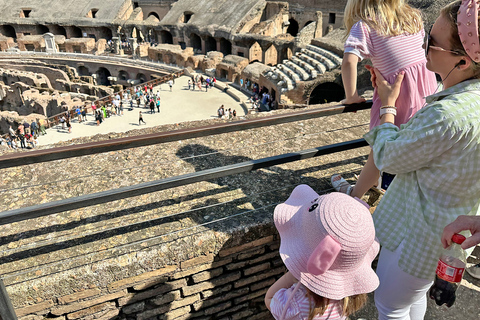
[442,215,480,249]
[365,66,404,106]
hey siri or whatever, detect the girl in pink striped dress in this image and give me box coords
[332,0,437,198]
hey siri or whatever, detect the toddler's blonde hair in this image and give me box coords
[344,0,423,37]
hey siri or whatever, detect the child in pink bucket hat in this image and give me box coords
[265,184,380,320]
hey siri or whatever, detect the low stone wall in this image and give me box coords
[14,230,282,320]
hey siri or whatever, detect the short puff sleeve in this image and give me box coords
[344,20,372,60]
[270,285,302,320]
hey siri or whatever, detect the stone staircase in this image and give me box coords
[264,43,342,94]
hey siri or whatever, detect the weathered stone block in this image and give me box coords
[180,253,214,269]
[218,236,273,257]
[237,247,265,261]
[170,293,200,309]
[193,287,249,311]
[51,290,126,316]
[15,300,54,317]
[191,267,223,283]
[233,288,268,305]
[165,305,190,320]
[250,277,276,292]
[243,262,270,276]
[150,290,181,306]
[66,301,116,320]
[122,301,145,314]
[200,284,232,299]
[182,272,241,296]
[108,266,177,292]
[58,289,102,305]
[233,267,284,288]
[224,260,248,271]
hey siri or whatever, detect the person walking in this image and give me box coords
[139,111,146,125]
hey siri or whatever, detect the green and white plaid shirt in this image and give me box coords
[364,79,480,280]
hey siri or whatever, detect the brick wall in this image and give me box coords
[13,234,283,320]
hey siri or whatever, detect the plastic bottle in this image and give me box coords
[428,233,467,307]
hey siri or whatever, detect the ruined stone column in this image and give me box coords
[112,37,120,54]
[128,37,138,57]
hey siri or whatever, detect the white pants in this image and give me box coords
[374,242,433,320]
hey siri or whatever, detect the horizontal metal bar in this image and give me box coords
[0,139,368,225]
[0,101,371,169]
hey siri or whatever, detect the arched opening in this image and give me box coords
[118,70,129,81]
[1,25,16,38]
[55,25,67,37]
[190,33,202,52]
[219,38,231,56]
[287,18,299,37]
[71,26,82,38]
[146,29,156,43]
[160,30,173,44]
[37,25,49,35]
[183,11,193,23]
[78,66,90,76]
[308,82,345,105]
[96,67,112,86]
[99,27,112,41]
[249,42,262,62]
[205,36,216,53]
[219,69,228,79]
[304,21,315,28]
[136,73,147,83]
[147,12,160,20]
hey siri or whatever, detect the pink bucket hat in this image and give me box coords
[274,184,379,300]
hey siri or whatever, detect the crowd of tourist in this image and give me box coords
[2,118,47,150]
[188,75,216,92]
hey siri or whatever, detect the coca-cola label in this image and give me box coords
[436,259,464,283]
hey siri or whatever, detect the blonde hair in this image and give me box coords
[305,288,368,320]
[344,0,423,37]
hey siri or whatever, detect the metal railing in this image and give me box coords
[0,100,372,320]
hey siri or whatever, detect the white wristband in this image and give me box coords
[379,107,397,119]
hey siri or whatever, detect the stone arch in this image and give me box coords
[219,38,232,56]
[71,26,82,38]
[190,33,202,52]
[264,45,277,66]
[136,73,147,83]
[96,67,112,86]
[160,30,173,44]
[1,25,16,38]
[99,27,113,41]
[147,12,160,20]
[146,28,156,43]
[205,36,216,53]
[37,25,49,35]
[287,18,299,37]
[118,70,129,81]
[304,20,315,28]
[53,25,67,37]
[308,82,344,105]
[248,42,262,63]
[78,66,90,76]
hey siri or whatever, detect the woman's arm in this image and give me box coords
[342,53,365,104]
[265,271,297,311]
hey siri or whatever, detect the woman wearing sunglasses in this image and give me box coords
[365,1,480,319]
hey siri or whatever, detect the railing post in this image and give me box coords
[0,279,17,320]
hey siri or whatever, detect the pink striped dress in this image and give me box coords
[345,20,437,129]
[270,283,346,320]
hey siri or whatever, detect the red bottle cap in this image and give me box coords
[452,233,466,245]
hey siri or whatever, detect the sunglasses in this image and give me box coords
[425,29,461,56]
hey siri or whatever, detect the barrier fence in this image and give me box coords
[0,100,372,320]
